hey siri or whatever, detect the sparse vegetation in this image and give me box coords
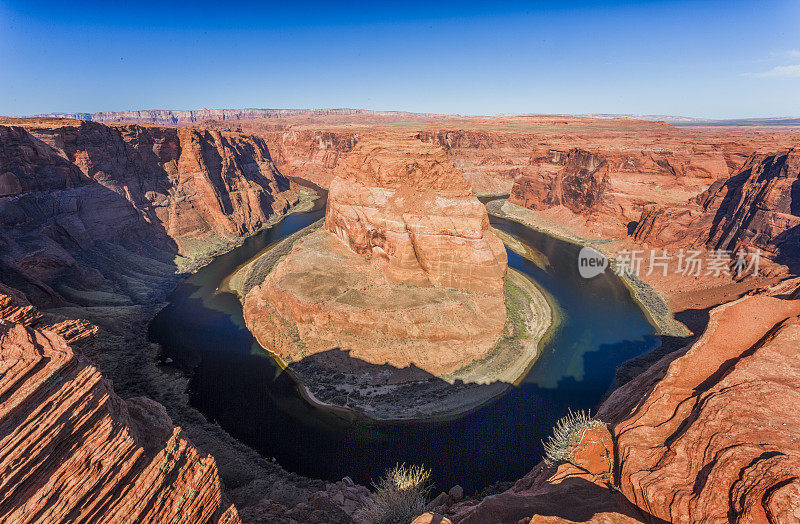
[542,409,605,466]
[360,464,432,524]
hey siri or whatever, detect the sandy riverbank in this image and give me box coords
[487,199,690,337]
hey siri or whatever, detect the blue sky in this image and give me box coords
[1,0,799,118]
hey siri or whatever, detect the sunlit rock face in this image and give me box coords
[0,121,299,306]
[244,138,508,377]
[324,137,508,295]
[0,285,239,523]
[628,149,800,260]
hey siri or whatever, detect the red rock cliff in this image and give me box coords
[630,149,800,263]
[0,285,239,523]
[324,137,508,295]
[0,120,298,306]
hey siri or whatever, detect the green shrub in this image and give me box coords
[360,463,433,524]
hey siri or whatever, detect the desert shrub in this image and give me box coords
[359,463,433,524]
[542,409,605,466]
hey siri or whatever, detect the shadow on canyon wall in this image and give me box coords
[459,473,670,524]
[0,177,181,311]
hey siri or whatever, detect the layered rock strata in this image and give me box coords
[632,149,800,260]
[324,138,508,295]
[0,120,298,307]
[510,143,799,266]
[599,279,800,522]
[0,286,239,523]
[244,229,507,376]
[430,279,800,523]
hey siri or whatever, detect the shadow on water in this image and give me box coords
[148,201,660,494]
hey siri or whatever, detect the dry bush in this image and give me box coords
[359,463,433,524]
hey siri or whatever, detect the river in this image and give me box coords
[148,194,660,494]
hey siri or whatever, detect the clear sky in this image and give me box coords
[1,0,799,118]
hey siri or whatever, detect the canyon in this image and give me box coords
[238,138,552,419]
[1,112,800,523]
[431,277,800,524]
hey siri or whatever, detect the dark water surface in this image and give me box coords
[148,199,659,494]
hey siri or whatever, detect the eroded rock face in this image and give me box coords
[264,129,358,188]
[243,229,506,376]
[630,150,800,260]
[0,289,239,523]
[325,138,508,295]
[598,281,800,523]
[243,138,508,383]
[449,462,644,523]
[511,149,609,215]
[0,121,298,306]
[431,280,800,523]
[702,149,800,259]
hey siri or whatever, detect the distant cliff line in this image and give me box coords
[33,108,438,125]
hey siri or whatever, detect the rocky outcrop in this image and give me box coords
[263,129,358,188]
[510,145,730,222]
[439,279,800,523]
[0,286,239,523]
[0,121,298,306]
[325,138,507,295]
[702,149,800,259]
[599,279,800,522]
[242,138,514,417]
[416,130,543,195]
[449,464,644,523]
[630,149,800,261]
[511,149,609,214]
[510,143,800,282]
[243,229,507,377]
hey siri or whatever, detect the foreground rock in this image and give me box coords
[437,279,800,523]
[0,288,239,523]
[600,279,800,522]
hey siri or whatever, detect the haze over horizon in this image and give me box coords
[1,0,799,119]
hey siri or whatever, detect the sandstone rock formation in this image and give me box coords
[434,279,800,523]
[628,149,800,263]
[0,286,239,523]
[244,138,508,380]
[203,114,799,198]
[0,120,298,307]
[325,138,508,295]
[509,144,735,239]
[511,149,609,214]
[598,279,800,523]
[264,129,358,188]
[243,229,507,377]
[4,111,800,521]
